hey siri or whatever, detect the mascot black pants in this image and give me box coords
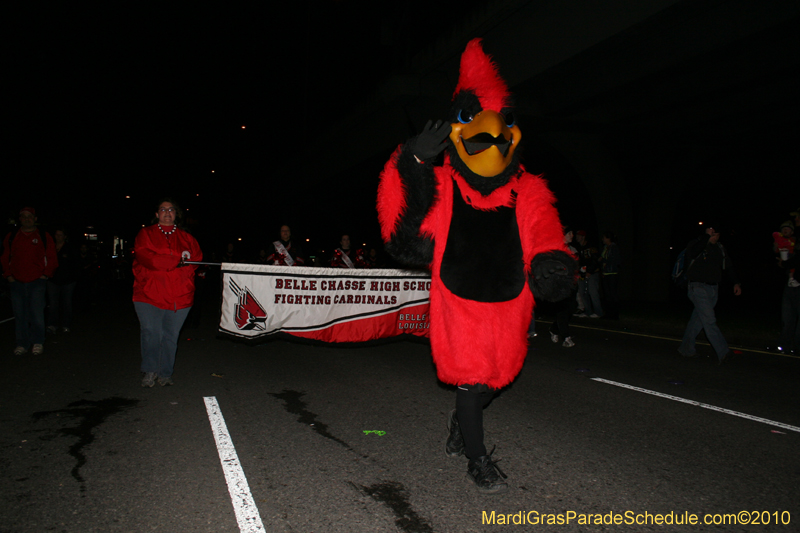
[456,384,497,459]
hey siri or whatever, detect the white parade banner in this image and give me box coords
[219,263,431,343]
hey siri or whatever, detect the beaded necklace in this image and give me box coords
[158,224,177,237]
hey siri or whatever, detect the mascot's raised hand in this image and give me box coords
[410,120,452,163]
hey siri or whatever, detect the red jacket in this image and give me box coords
[132,225,202,310]
[1,229,58,282]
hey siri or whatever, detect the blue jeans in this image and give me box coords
[9,279,47,348]
[778,284,800,351]
[47,281,77,329]
[579,275,604,316]
[679,282,728,359]
[134,302,190,378]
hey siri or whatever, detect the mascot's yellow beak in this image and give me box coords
[449,110,521,177]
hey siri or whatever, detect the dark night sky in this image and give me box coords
[5,3,799,283]
[6,3,487,256]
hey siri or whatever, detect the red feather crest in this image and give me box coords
[452,38,511,112]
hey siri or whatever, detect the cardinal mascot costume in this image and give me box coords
[377,39,576,494]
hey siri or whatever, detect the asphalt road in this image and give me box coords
[1,293,798,533]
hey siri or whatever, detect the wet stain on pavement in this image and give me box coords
[353,481,434,533]
[32,397,138,491]
[268,389,351,450]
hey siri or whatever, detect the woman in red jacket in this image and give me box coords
[132,198,202,387]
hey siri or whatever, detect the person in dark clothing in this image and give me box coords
[600,231,621,319]
[549,227,579,347]
[574,230,603,317]
[221,243,239,264]
[774,222,799,355]
[265,225,305,266]
[75,243,99,311]
[678,225,741,364]
[46,228,81,333]
[362,247,384,269]
[329,234,365,268]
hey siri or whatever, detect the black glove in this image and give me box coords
[531,251,578,302]
[410,120,452,162]
[532,260,569,282]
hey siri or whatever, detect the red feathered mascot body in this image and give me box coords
[380,153,567,388]
[377,39,576,494]
[377,40,573,389]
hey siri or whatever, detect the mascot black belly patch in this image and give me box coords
[440,184,525,302]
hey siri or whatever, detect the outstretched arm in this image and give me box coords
[515,175,578,301]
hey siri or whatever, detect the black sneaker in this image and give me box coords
[467,447,508,494]
[445,409,465,457]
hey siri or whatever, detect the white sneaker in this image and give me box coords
[562,337,575,348]
[589,314,599,318]
[789,278,800,288]
[13,346,28,356]
[32,344,44,355]
[549,332,559,343]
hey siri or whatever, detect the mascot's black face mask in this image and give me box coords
[447,41,522,179]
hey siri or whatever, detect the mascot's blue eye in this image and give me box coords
[503,112,515,127]
[457,110,473,124]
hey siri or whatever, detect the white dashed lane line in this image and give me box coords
[591,378,800,433]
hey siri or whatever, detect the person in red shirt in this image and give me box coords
[2,207,58,355]
[132,198,202,387]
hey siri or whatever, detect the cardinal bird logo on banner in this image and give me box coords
[230,279,268,330]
